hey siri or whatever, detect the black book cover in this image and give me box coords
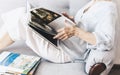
[28,8,61,46]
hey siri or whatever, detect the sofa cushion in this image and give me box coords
[1,41,87,75]
[35,60,87,75]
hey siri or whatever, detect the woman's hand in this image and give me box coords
[53,20,76,41]
[53,20,96,45]
[62,12,74,22]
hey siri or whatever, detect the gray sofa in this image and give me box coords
[1,41,87,75]
[1,41,107,75]
[0,0,115,75]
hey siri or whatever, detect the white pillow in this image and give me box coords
[0,0,26,26]
[0,0,26,14]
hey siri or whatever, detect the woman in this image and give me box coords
[54,0,117,74]
[0,0,117,74]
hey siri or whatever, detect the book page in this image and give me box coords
[48,15,75,31]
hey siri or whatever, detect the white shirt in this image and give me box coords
[75,1,117,51]
[1,1,117,61]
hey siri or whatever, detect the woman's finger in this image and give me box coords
[53,31,65,39]
[58,34,67,40]
[62,12,74,22]
[61,36,68,41]
[62,12,69,18]
[57,28,64,33]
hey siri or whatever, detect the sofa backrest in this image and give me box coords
[28,0,90,16]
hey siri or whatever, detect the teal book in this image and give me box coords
[0,51,41,75]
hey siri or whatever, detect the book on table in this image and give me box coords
[28,8,75,47]
[0,51,41,75]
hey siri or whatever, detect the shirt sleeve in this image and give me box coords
[87,6,118,51]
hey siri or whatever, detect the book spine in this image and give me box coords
[4,72,26,75]
[21,74,26,75]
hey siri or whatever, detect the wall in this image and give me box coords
[113,0,120,64]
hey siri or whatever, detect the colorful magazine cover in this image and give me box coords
[0,51,41,75]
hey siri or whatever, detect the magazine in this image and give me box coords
[28,8,75,47]
[0,51,41,75]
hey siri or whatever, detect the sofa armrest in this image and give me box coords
[85,49,115,75]
[89,63,106,75]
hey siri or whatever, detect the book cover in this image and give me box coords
[0,51,41,75]
[28,8,75,47]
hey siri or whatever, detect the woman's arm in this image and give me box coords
[54,13,96,45]
[74,27,96,45]
[0,32,14,50]
[53,20,96,45]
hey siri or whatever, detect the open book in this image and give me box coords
[28,8,75,47]
[0,51,41,75]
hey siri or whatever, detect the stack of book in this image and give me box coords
[0,51,41,75]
